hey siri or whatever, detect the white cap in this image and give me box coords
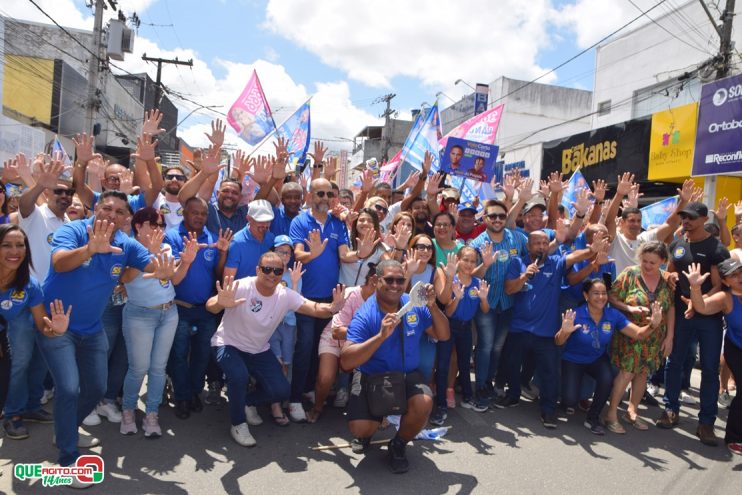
[247,199,274,222]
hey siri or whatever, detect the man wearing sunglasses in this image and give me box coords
[207,253,342,447]
[154,166,188,230]
[341,260,449,473]
[224,199,275,279]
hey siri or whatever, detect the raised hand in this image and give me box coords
[205,119,226,148]
[649,301,663,329]
[214,228,234,252]
[142,109,166,136]
[480,242,496,267]
[734,199,742,219]
[43,299,72,335]
[356,229,380,259]
[452,280,465,300]
[216,276,246,308]
[86,220,123,255]
[142,227,165,255]
[677,178,695,203]
[426,172,443,197]
[379,312,401,339]
[627,183,643,208]
[517,177,535,203]
[273,137,289,181]
[441,251,458,279]
[201,144,224,177]
[538,179,550,198]
[591,179,608,202]
[248,155,273,186]
[308,141,328,167]
[14,153,34,184]
[118,169,135,194]
[404,254,422,277]
[500,173,516,200]
[477,280,490,301]
[690,185,704,203]
[589,230,609,255]
[548,172,565,194]
[330,284,345,313]
[233,149,250,180]
[34,155,65,189]
[561,309,582,334]
[289,260,305,289]
[144,252,177,280]
[392,222,412,249]
[422,150,434,175]
[423,283,437,307]
[72,133,98,164]
[555,218,570,244]
[324,156,338,180]
[682,262,710,287]
[715,197,730,221]
[179,235,203,264]
[615,172,635,197]
[572,186,591,216]
[401,171,421,191]
[2,158,20,183]
[305,229,328,258]
[133,133,158,162]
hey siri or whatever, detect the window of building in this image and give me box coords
[597,100,611,116]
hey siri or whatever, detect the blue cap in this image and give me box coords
[273,235,292,248]
[458,202,477,213]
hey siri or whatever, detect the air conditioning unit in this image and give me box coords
[107,20,135,61]
[122,27,134,54]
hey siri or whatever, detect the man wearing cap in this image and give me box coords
[455,202,485,242]
[659,201,730,446]
[224,200,276,279]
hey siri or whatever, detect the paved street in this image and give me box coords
[1,373,739,494]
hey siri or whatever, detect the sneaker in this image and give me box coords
[53,429,101,448]
[22,409,53,423]
[492,395,519,409]
[696,424,719,447]
[728,442,742,456]
[564,406,576,415]
[641,391,660,407]
[204,381,222,405]
[351,437,371,454]
[143,412,162,438]
[477,386,494,401]
[82,411,101,426]
[646,383,659,397]
[445,388,456,409]
[521,383,539,401]
[429,406,447,426]
[679,391,698,405]
[584,418,605,436]
[40,388,55,405]
[387,437,409,474]
[174,400,191,420]
[190,395,204,413]
[718,391,733,408]
[656,410,679,429]
[288,402,307,422]
[4,419,29,439]
[333,388,349,408]
[120,410,137,435]
[541,413,557,429]
[245,406,264,426]
[96,402,122,423]
[230,423,257,447]
[493,386,506,399]
[303,391,316,404]
[460,398,488,413]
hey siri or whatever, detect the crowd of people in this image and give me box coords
[0,110,741,484]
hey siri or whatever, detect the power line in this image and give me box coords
[625,0,714,54]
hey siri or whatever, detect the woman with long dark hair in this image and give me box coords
[339,208,387,287]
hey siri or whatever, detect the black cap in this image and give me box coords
[679,201,708,219]
[718,258,742,278]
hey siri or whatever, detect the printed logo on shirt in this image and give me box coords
[250,298,263,313]
[468,287,478,298]
[1,300,12,310]
[329,233,339,240]
[280,280,288,287]
[496,250,510,262]
[673,247,686,259]
[10,290,26,303]
[159,204,171,215]
[203,249,216,262]
[406,313,418,328]
[601,322,612,333]
[47,233,54,245]
[159,279,170,288]
[509,248,518,255]
[110,264,123,278]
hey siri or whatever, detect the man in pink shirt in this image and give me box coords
[206,252,342,447]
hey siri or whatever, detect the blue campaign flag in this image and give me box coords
[561,169,589,216]
[450,175,483,210]
[52,136,73,181]
[276,100,311,177]
[400,103,441,172]
[641,196,678,230]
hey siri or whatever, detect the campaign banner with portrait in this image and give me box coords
[640,196,678,230]
[440,137,498,183]
[227,70,276,146]
[693,73,742,176]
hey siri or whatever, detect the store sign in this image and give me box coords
[648,103,698,180]
[541,117,651,183]
[693,73,742,176]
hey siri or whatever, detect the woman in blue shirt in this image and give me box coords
[555,278,661,435]
[684,259,742,455]
[0,224,69,439]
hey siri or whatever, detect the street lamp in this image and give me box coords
[455,79,476,91]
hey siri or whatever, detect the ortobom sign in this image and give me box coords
[692,72,742,176]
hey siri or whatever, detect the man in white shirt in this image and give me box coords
[154,166,188,230]
[206,252,342,447]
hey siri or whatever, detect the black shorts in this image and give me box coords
[346,369,432,422]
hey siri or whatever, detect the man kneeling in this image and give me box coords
[206,252,341,447]
[340,260,449,473]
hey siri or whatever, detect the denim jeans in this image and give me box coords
[503,332,559,415]
[474,307,511,392]
[4,313,47,417]
[36,330,108,466]
[0,330,10,414]
[168,305,217,402]
[215,345,290,425]
[436,319,474,406]
[122,303,178,413]
[663,315,723,425]
[561,354,614,422]
[102,301,128,402]
[291,310,331,402]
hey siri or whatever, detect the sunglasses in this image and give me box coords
[259,265,285,276]
[314,191,336,199]
[165,174,186,182]
[374,204,388,215]
[413,244,433,251]
[53,188,75,197]
[382,276,406,286]
[486,213,507,221]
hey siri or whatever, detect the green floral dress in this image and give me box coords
[609,266,673,374]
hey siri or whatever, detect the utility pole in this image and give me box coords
[84,0,105,135]
[716,0,736,80]
[373,93,396,162]
[142,54,194,109]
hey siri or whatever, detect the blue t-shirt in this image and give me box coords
[450,276,481,322]
[43,217,151,335]
[346,294,433,375]
[206,201,249,237]
[517,226,555,242]
[0,277,43,321]
[564,259,616,302]
[562,304,629,364]
[506,252,567,337]
[289,210,350,299]
[469,229,527,311]
[279,272,301,326]
[92,191,146,212]
[270,205,297,237]
[164,224,219,305]
[225,227,275,279]
[726,294,742,350]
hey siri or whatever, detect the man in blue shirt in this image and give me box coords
[341,260,449,474]
[38,190,172,468]
[224,199,275,279]
[164,196,230,419]
[499,230,602,428]
[287,178,376,422]
[470,199,527,406]
[270,182,303,237]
